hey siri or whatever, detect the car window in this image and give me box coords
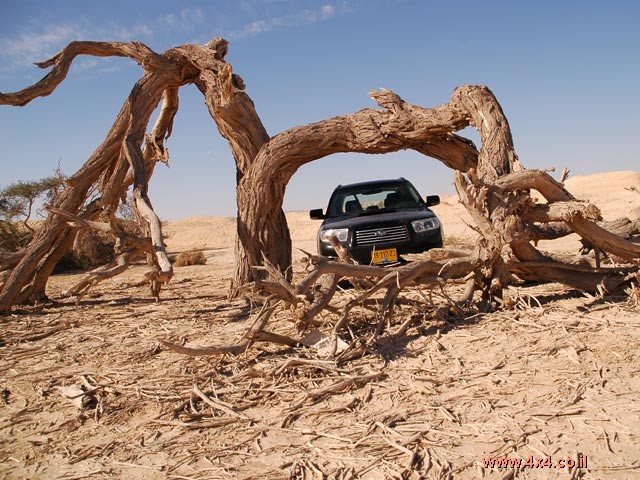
[328,183,422,217]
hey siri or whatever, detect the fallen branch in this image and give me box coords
[192,383,251,420]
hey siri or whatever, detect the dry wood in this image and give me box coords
[192,383,250,420]
[291,372,385,409]
[0,251,24,267]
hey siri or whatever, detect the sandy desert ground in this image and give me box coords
[1,171,639,479]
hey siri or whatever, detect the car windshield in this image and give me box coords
[327,182,422,217]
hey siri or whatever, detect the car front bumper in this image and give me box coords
[318,227,443,264]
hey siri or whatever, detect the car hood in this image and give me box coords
[321,208,438,230]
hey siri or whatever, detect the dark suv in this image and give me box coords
[310,178,443,264]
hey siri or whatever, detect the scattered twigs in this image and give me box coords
[192,383,250,420]
[14,327,62,343]
[271,357,338,376]
[243,245,477,347]
[331,257,472,335]
[289,372,385,409]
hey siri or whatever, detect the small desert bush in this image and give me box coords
[174,250,207,267]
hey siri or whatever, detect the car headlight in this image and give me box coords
[411,218,440,233]
[319,228,349,243]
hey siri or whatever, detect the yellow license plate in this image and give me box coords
[371,248,398,264]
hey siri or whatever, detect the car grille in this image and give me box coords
[355,225,409,245]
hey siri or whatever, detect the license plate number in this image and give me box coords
[371,248,397,264]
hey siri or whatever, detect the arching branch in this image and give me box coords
[0,41,167,107]
[232,87,487,291]
[0,41,201,310]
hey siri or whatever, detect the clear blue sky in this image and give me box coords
[1,0,638,219]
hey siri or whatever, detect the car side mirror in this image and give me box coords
[309,208,325,219]
[425,195,440,207]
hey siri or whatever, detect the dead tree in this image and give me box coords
[0,38,272,311]
[236,87,639,300]
[1,38,639,316]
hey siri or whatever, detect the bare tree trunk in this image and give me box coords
[234,89,477,287]
[185,39,281,293]
[0,42,196,311]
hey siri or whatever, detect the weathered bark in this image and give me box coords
[234,88,480,291]
[0,40,222,311]
[235,85,524,303]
